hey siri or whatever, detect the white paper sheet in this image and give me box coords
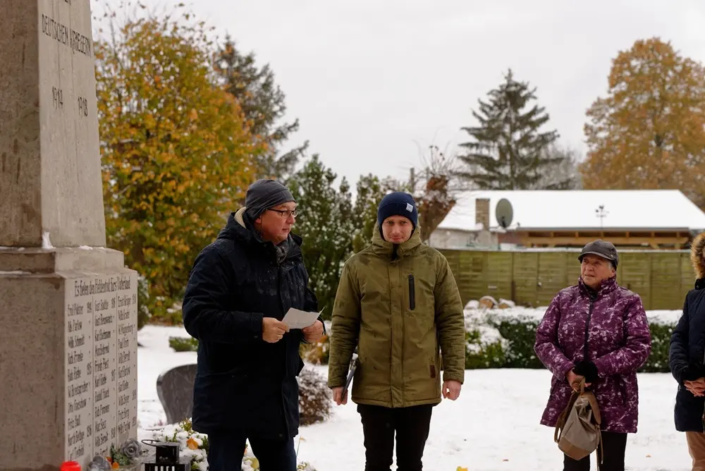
[282,308,321,329]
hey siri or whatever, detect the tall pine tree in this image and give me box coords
[213,37,307,180]
[457,70,562,189]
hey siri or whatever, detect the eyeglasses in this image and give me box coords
[267,208,299,219]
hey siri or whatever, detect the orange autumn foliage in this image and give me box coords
[581,38,705,208]
[95,10,261,320]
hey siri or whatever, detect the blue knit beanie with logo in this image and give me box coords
[377,192,418,231]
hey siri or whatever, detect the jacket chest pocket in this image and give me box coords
[406,272,434,313]
[408,275,416,310]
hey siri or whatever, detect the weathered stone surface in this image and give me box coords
[0,250,138,470]
[0,2,139,470]
[0,0,105,248]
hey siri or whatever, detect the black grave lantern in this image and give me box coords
[141,440,188,471]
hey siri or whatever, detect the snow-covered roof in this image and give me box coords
[438,190,705,232]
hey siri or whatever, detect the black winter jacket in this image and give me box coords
[182,209,318,439]
[670,278,705,432]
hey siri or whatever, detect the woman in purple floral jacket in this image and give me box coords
[535,240,652,471]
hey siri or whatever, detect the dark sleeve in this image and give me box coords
[304,286,318,313]
[182,244,263,344]
[670,295,691,385]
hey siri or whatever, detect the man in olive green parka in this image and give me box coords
[328,192,466,471]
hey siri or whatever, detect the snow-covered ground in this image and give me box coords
[463,303,683,326]
[138,324,692,471]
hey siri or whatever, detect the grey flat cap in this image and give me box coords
[578,240,619,268]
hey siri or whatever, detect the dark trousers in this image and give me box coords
[563,432,628,471]
[358,404,434,471]
[207,432,296,471]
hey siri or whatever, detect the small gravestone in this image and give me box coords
[0,1,138,470]
[156,364,198,425]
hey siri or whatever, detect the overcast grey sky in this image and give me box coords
[96,0,705,187]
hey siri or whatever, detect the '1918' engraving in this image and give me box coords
[78,97,88,117]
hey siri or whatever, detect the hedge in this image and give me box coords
[168,316,678,374]
[465,315,677,373]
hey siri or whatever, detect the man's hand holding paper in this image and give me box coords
[302,320,324,343]
[282,307,324,343]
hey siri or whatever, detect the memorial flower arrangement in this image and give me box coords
[155,420,209,471]
[87,439,143,471]
[87,456,111,471]
[150,419,316,471]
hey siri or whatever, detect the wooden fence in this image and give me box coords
[439,248,695,310]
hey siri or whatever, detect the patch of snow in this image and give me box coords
[0,271,31,276]
[498,298,516,308]
[464,305,682,325]
[138,324,691,470]
[465,306,549,323]
[647,310,684,325]
[78,245,94,250]
[465,300,480,310]
[467,324,506,351]
[42,232,53,249]
[137,325,196,429]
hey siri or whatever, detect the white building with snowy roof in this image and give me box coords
[430,190,705,250]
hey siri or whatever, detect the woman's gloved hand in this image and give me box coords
[573,360,599,384]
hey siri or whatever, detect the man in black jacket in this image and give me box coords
[671,232,705,470]
[182,179,324,471]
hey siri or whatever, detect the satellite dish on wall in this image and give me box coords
[496,199,513,229]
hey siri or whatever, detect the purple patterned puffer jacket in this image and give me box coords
[535,277,651,433]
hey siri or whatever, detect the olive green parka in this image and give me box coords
[328,227,465,408]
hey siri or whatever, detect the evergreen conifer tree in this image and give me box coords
[457,70,563,189]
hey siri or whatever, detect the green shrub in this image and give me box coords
[137,276,151,330]
[463,313,676,372]
[465,329,506,369]
[641,323,675,372]
[493,318,544,369]
[150,306,183,325]
[165,310,676,372]
[169,336,199,352]
[298,367,331,425]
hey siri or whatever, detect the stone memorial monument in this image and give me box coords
[0,1,139,470]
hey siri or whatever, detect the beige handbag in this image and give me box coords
[554,378,603,465]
